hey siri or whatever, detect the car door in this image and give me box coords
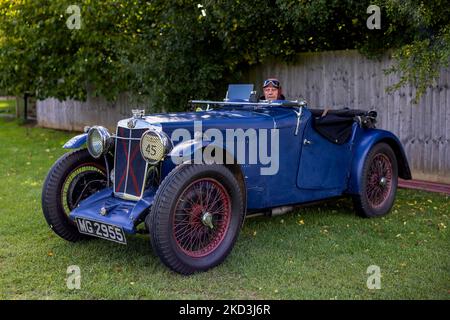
[297,111,353,190]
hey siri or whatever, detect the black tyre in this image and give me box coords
[42,149,107,241]
[353,142,398,217]
[147,164,244,275]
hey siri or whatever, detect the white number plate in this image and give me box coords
[75,218,127,245]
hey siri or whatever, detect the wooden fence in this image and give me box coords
[37,50,450,183]
[37,93,150,132]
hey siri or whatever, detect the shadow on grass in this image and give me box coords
[66,196,358,264]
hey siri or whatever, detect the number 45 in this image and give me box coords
[146,144,157,156]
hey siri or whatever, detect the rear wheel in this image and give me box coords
[42,149,107,241]
[147,164,244,275]
[353,143,398,217]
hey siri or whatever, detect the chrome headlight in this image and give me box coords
[140,130,172,164]
[87,126,112,158]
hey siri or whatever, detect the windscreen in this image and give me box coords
[227,84,254,100]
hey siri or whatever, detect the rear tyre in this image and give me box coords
[147,164,244,275]
[42,149,107,241]
[353,143,398,217]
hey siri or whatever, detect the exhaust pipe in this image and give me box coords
[246,205,294,219]
[270,206,294,216]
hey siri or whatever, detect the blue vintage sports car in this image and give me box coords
[42,84,412,274]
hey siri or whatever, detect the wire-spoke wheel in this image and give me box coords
[63,164,107,216]
[366,153,393,209]
[353,143,398,218]
[173,178,231,258]
[42,149,107,241]
[147,164,244,275]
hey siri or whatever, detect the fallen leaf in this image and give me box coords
[438,223,447,230]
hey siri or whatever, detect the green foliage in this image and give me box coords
[382,0,450,102]
[0,98,15,114]
[0,0,448,109]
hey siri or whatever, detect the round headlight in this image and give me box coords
[87,126,112,159]
[140,130,172,164]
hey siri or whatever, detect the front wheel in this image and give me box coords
[41,149,108,241]
[147,164,244,275]
[353,142,398,217]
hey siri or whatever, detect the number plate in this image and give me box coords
[75,218,127,245]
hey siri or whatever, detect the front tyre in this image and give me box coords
[148,164,244,275]
[41,149,107,241]
[353,142,398,217]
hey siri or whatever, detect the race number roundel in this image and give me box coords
[141,130,165,164]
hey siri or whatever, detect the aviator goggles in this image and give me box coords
[263,79,281,88]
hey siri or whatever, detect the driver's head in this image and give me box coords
[263,78,282,101]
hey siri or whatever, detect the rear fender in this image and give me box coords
[347,128,412,194]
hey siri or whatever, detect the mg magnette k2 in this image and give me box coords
[41,84,412,274]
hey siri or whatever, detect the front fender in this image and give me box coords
[63,133,88,149]
[168,138,235,165]
[166,138,248,215]
[347,128,412,194]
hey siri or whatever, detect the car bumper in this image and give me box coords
[69,187,156,234]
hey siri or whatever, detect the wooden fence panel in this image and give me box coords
[37,93,149,132]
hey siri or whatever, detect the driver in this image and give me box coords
[260,78,286,101]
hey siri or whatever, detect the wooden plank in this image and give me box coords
[409,85,419,176]
[431,82,440,177]
[424,87,433,175]
[445,67,450,178]
[403,84,414,169]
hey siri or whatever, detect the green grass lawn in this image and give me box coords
[0,99,15,114]
[0,117,449,299]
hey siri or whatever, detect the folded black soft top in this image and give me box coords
[309,108,372,118]
[310,108,377,144]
